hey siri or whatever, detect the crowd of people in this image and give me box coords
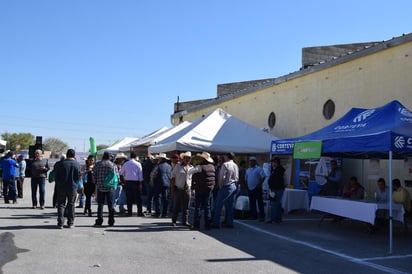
[1,149,411,230]
[0,149,49,208]
[0,148,288,230]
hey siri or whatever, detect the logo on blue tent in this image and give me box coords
[394,136,405,149]
[399,107,412,118]
[399,107,412,122]
[271,141,294,154]
[353,109,375,123]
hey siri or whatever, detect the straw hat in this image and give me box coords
[180,151,192,159]
[156,152,169,160]
[115,152,128,159]
[196,152,214,163]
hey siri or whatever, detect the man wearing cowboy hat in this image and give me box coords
[190,152,215,230]
[171,151,197,226]
[112,153,128,214]
[212,152,239,229]
[151,153,172,218]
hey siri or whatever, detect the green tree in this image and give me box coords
[42,137,69,153]
[1,132,35,152]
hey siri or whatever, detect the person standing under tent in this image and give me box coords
[190,152,215,230]
[119,152,144,217]
[113,153,128,214]
[245,156,266,222]
[319,160,342,196]
[171,151,194,227]
[212,152,238,229]
[142,154,155,214]
[267,157,285,224]
[152,153,172,218]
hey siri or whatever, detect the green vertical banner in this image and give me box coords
[293,141,322,159]
[89,137,97,157]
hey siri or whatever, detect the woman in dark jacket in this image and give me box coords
[191,152,215,230]
[268,157,285,223]
[83,155,96,216]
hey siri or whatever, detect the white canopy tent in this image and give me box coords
[119,121,192,152]
[149,108,277,154]
[0,139,6,147]
[96,137,139,156]
[137,126,170,142]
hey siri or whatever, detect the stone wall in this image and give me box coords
[216,78,276,97]
[174,98,215,113]
[301,42,378,68]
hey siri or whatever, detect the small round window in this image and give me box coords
[323,99,335,120]
[268,112,276,129]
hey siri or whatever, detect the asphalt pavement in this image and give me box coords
[0,179,411,274]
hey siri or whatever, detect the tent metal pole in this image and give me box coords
[389,150,393,255]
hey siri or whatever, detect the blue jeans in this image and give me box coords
[96,190,115,225]
[193,191,212,229]
[213,183,236,227]
[112,185,126,212]
[153,185,169,217]
[78,193,85,207]
[3,177,17,203]
[31,177,46,207]
[270,190,284,222]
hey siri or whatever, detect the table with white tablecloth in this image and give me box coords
[281,188,310,213]
[310,196,405,225]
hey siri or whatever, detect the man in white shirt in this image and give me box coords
[120,152,144,217]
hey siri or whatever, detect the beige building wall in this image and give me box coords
[173,40,412,141]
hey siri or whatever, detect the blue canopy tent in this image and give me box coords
[272,100,412,158]
[271,100,412,254]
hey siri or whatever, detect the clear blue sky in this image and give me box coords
[0,0,410,152]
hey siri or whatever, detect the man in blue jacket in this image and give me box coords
[0,151,18,204]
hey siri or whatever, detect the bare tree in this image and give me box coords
[43,137,69,153]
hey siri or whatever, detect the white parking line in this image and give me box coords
[359,254,412,261]
[236,220,411,274]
